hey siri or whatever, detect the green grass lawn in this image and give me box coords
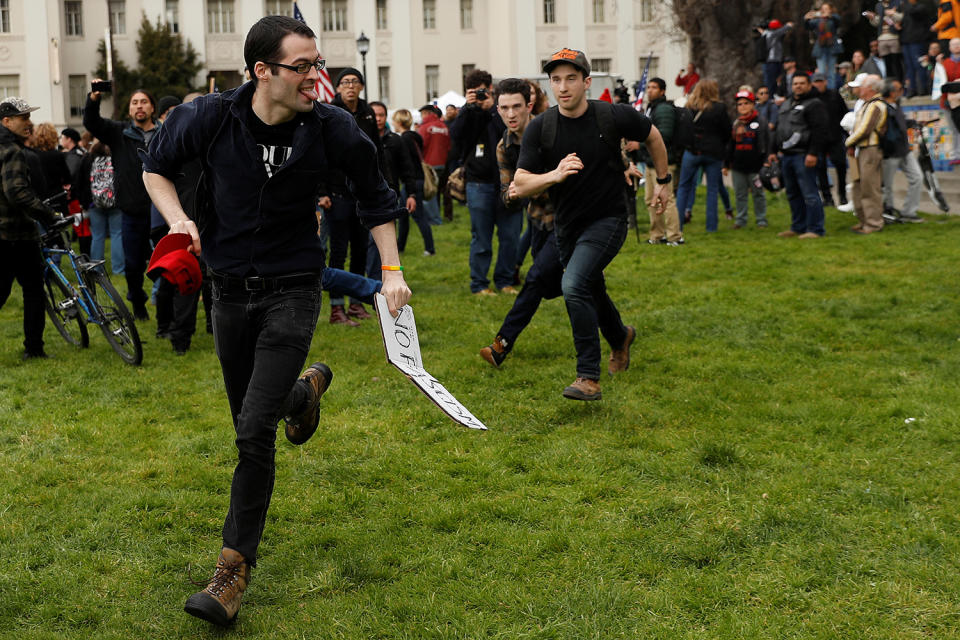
[2,192,960,639]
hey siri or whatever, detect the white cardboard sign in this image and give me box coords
[374,293,487,431]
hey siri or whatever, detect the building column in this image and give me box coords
[353,0,377,102]
[513,1,538,78]
[24,0,58,122]
[566,0,586,51]
[616,0,639,80]
[388,0,413,108]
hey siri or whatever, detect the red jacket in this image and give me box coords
[940,56,960,108]
[418,112,451,166]
[675,71,700,96]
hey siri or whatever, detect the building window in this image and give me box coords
[265,0,292,17]
[378,66,390,104]
[461,63,475,81]
[68,75,87,118]
[423,0,436,30]
[109,0,126,35]
[0,0,9,33]
[591,58,611,73]
[640,0,654,22]
[460,0,472,29]
[425,65,439,101]
[377,0,388,30]
[0,75,18,99]
[166,0,179,32]
[65,1,83,36]
[592,0,604,23]
[207,0,235,33]
[322,0,347,32]
[543,0,555,24]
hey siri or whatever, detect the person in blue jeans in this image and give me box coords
[450,68,521,295]
[674,79,731,232]
[515,48,670,401]
[774,74,829,238]
[76,141,124,274]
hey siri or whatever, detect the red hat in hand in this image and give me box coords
[147,233,202,295]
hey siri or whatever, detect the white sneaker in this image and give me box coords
[836,202,855,213]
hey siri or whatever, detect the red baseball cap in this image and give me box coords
[768,19,782,29]
[147,233,202,295]
[735,90,756,102]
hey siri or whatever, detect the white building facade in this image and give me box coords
[1,0,689,127]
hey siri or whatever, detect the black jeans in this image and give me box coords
[327,195,368,305]
[818,139,847,203]
[211,277,321,566]
[121,211,151,307]
[557,216,629,381]
[0,238,47,354]
[498,225,563,349]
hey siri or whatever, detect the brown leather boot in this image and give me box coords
[562,377,602,401]
[346,302,372,319]
[284,362,333,445]
[608,325,636,375]
[184,549,250,627]
[479,335,509,367]
[330,305,359,326]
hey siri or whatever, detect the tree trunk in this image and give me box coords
[670,0,869,102]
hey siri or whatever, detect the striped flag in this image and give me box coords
[633,52,653,111]
[293,2,335,102]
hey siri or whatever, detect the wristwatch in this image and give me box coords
[655,174,672,185]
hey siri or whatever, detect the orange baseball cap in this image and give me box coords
[543,48,591,76]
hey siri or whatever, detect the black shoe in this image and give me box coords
[284,363,333,445]
[21,350,49,361]
[156,329,171,340]
[133,303,149,321]
[172,342,190,355]
[823,197,836,208]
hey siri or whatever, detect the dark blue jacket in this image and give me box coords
[141,82,401,277]
[449,103,505,184]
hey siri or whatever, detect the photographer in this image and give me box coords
[449,69,520,295]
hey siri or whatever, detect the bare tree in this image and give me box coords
[670,0,866,100]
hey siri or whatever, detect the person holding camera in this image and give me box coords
[83,80,157,321]
[449,69,522,295]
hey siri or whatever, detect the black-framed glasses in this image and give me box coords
[266,58,326,74]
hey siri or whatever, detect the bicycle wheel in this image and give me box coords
[85,270,143,365]
[43,272,89,348]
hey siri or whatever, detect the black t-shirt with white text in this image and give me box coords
[517,103,652,236]
[245,110,303,178]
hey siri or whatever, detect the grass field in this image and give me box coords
[2,192,960,639]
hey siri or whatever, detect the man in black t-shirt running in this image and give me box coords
[514,48,670,401]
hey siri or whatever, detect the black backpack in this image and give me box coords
[880,102,907,159]
[672,105,695,155]
[539,101,624,173]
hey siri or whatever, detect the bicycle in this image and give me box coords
[39,213,143,365]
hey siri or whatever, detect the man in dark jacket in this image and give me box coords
[812,72,850,206]
[638,77,682,244]
[901,0,935,96]
[450,68,521,295]
[0,97,62,360]
[325,67,384,323]
[142,16,410,627]
[84,84,157,319]
[775,73,830,238]
[725,90,770,228]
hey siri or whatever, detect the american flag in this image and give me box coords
[293,2,335,103]
[633,52,653,111]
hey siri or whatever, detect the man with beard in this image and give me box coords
[84,84,158,320]
[142,16,410,626]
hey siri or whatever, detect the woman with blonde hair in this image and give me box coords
[391,109,436,256]
[675,79,732,232]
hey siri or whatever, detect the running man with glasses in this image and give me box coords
[142,16,410,626]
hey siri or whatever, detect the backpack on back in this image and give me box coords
[90,156,116,209]
[672,105,695,157]
[539,101,624,173]
[880,102,906,159]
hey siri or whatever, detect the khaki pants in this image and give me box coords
[645,165,682,242]
[852,146,884,232]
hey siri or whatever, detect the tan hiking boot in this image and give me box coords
[480,335,509,367]
[797,232,822,239]
[777,230,798,238]
[184,549,250,627]
[609,325,636,375]
[284,362,333,445]
[562,377,602,401]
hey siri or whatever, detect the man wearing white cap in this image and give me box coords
[0,97,62,359]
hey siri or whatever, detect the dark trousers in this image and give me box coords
[782,153,825,235]
[121,212,151,307]
[397,180,435,254]
[557,216,629,381]
[498,225,563,349]
[818,139,848,203]
[211,278,321,566]
[327,195,368,304]
[151,225,201,349]
[0,238,47,354]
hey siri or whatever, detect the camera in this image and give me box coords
[91,80,112,93]
[474,88,488,101]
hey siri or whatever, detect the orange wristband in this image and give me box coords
[381,265,404,271]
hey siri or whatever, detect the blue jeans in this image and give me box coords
[498,225,563,350]
[422,165,444,225]
[816,53,839,90]
[466,181,522,292]
[211,276,322,566]
[781,153,825,235]
[764,62,781,95]
[676,152,723,231]
[321,267,381,304]
[398,180,435,254]
[88,206,125,274]
[557,216,630,381]
[902,42,927,95]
